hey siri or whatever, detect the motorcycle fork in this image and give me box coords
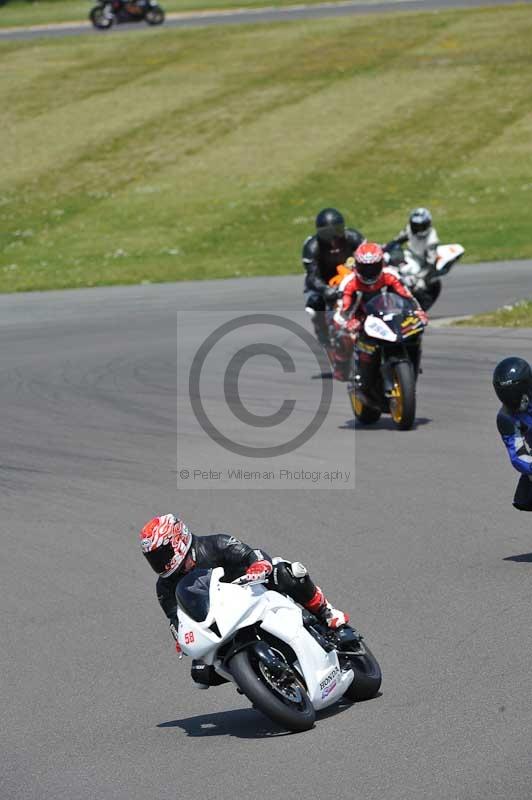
[381,348,409,395]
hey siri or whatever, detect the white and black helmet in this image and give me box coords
[409,207,432,238]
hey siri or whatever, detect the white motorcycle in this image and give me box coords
[390,243,465,311]
[176,566,382,732]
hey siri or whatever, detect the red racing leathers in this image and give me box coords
[333,268,417,381]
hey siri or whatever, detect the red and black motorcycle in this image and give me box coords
[89,0,164,28]
[347,293,426,431]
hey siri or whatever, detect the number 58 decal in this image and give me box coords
[184,631,195,645]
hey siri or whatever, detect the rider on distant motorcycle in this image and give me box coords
[332,242,427,382]
[493,357,532,511]
[140,514,350,682]
[386,207,439,269]
[302,208,365,345]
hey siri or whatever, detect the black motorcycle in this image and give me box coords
[347,293,426,430]
[89,0,164,28]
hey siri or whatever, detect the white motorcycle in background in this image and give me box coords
[176,566,382,732]
[388,243,465,311]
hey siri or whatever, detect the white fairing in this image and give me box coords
[435,243,465,273]
[364,315,397,342]
[398,242,464,287]
[177,567,354,712]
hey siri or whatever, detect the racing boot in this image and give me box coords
[305,306,329,346]
[333,328,354,381]
[333,362,350,382]
[333,345,351,382]
[304,586,350,630]
[191,659,229,689]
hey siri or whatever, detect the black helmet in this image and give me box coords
[409,207,432,238]
[493,357,532,412]
[316,208,346,245]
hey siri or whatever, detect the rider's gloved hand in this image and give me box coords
[243,560,273,583]
[324,286,339,303]
[415,309,429,326]
[169,618,183,657]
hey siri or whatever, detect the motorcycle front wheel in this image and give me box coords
[145,5,165,23]
[229,648,315,732]
[89,5,114,27]
[389,360,416,430]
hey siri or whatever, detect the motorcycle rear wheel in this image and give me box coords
[415,280,441,311]
[349,388,381,425]
[89,5,114,27]
[229,648,315,732]
[342,642,382,702]
[389,360,416,430]
[145,5,165,23]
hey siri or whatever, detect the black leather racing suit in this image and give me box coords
[302,229,365,342]
[157,533,320,625]
[302,229,365,295]
[157,533,322,686]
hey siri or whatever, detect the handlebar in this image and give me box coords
[231,574,269,586]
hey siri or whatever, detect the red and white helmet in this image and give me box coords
[140,514,192,577]
[354,242,385,285]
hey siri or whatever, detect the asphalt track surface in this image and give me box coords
[2,259,532,800]
[1,0,531,40]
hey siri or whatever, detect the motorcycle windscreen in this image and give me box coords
[176,568,212,622]
[364,293,413,316]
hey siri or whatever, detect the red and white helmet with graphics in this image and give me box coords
[140,514,192,577]
[354,242,385,285]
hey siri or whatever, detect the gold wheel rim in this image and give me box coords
[350,391,363,416]
[389,379,403,423]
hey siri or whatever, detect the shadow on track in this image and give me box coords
[157,696,369,738]
[503,552,532,563]
[158,707,289,738]
[339,417,432,431]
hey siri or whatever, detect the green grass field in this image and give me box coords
[1,0,390,28]
[1,5,532,292]
[457,301,532,327]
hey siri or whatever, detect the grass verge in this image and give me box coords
[2,4,532,292]
[456,301,532,327]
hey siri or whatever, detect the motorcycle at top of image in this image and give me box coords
[386,241,465,311]
[89,0,165,29]
[175,565,382,733]
[346,292,427,431]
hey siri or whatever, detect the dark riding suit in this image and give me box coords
[156,534,322,685]
[302,229,365,341]
[497,403,532,510]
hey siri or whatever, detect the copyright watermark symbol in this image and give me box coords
[189,315,332,458]
[177,311,354,490]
